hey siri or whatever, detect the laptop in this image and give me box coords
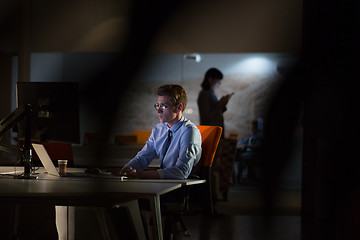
[32,143,125,179]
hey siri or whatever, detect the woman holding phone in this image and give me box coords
[197,67,233,138]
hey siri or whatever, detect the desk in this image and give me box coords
[0,167,205,240]
[123,178,206,185]
[0,167,182,240]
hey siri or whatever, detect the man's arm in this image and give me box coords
[107,128,158,177]
[136,170,160,179]
[121,166,160,179]
[107,166,160,179]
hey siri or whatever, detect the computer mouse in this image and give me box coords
[84,167,102,175]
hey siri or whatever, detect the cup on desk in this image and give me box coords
[58,160,68,174]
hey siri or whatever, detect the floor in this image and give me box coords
[168,181,302,240]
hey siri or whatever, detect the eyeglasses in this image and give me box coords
[154,103,168,111]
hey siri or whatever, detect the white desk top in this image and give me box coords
[122,178,206,185]
[0,178,182,196]
[0,166,182,206]
[0,166,205,194]
[0,166,196,240]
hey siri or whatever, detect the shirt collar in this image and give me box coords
[166,116,185,133]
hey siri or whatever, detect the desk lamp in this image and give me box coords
[0,104,35,179]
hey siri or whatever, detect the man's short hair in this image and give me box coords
[157,84,187,111]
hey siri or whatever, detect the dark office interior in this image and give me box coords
[1,0,359,239]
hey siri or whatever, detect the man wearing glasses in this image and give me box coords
[108,84,202,179]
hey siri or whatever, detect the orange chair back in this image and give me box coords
[133,130,152,145]
[196,125,223,167]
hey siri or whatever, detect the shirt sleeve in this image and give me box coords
[240,136,250,145]
[158,126,202,179]
[251,134,263,150]
[125,129,158,171]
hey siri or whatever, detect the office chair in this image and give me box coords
[164,125,222,238]
[189,125,223,214]
[212,138,238,201]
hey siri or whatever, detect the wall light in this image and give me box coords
[183,53,202,63]
[228,56,276,75]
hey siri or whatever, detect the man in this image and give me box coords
[236,119,263,183]
[109,84,202,179]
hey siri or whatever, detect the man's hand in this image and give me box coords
[120,166,136,176]
[107,167,160,179]
[107,167,138,178]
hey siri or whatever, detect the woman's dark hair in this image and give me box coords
[200,68,223,90]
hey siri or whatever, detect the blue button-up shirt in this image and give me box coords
[125,117,202,179]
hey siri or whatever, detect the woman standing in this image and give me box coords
[197,68,232,138]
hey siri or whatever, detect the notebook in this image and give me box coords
[32,143,125,179]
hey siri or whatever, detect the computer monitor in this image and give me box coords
[16,82,80,144]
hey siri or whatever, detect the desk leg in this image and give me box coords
[148,195,163,240]
[12,204,20,237]
[113,200,146,240]
[55,206,75,240]
[95,207,117,240]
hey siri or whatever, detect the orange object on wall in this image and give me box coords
[133,130,152,145]
[114,134,138,145]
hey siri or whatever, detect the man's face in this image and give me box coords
[156,95,178,126]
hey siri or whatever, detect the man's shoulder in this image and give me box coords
[153,122,167,129]
[182,118,196,128]
[181,119,200,134]
[178,119,201,144]
[151,123,168,136]
[149,123,171,142]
